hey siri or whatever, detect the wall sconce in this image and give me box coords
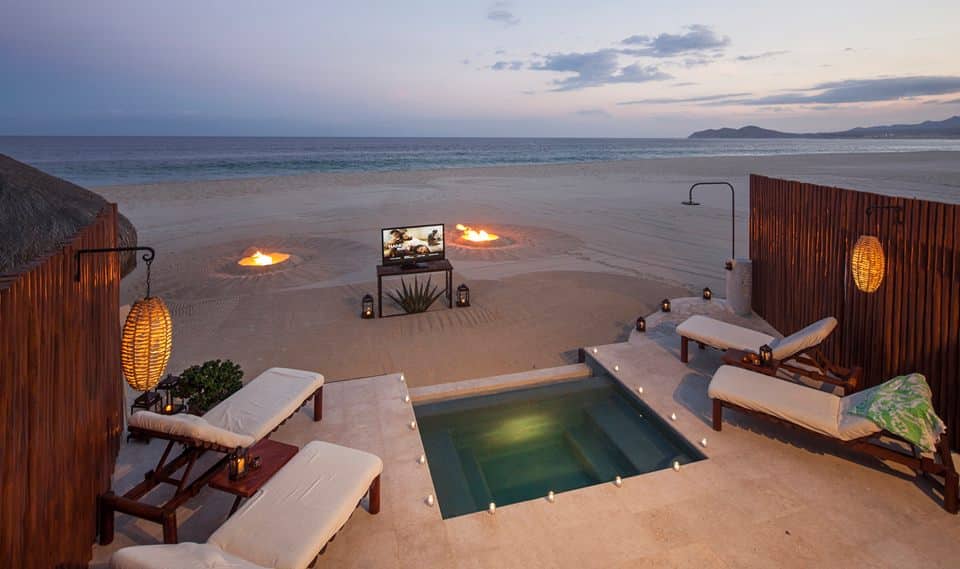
[759,344,773,366]
[661,298,671,312]
[702,287,712,300]
[456,283,470,307]
[361,294,375,319]
[852,204,903,293]
[228,447,248,481]
[636,316,646,333]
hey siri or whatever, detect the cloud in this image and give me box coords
[735,50,789,62]
[574,108,611,118]
[672,81,698,87]
[491,60,525,70]
[529,49,671,90]
[925,97,960,105]
[487,3,519,26]
[462,59,471,65]
[734,76,960,105]
[620,25,730,57]
[618,92,751,105]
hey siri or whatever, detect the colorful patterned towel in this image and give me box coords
[848,373,945,452]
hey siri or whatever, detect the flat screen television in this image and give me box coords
[381,224,445,266]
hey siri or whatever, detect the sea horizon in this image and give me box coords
[2,135,959,188]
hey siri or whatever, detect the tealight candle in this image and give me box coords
[409,420,417,430]
[403,394,411,403]
[400,374,405,382]
[636,386,644,394]
[426,494,435,507]
[670,412,677,421]
[672,460,681,472]
[547,491,555,503]
[592,347,598,354]
[163,403,173,414]
[418,454,426,464]
[488,502,496,515]
[701,438,708,447]
[614,476,623,488]
[613,364,620,372]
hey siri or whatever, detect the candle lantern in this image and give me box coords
[456,283,470,307]
[759,344,773,366]
[660,298,671,313]
[702,287,712,300]
[361,294,375,319]
[228,447,248,481]
[636,316,646,333]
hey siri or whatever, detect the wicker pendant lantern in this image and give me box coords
[851,235,885,293]
[120,252,172,391]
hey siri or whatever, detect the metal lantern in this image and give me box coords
[702,287,712,300]
[851,235,885,293]
[361,294,375,319]
[759,344,773,366]
[456,283,470,307]
[121,296,173,392]
[661,298,671,313]
[636,316,646,333]
[228,447,248,481]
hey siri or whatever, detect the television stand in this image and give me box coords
[376,259,453,317]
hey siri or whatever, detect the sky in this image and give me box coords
[1,0,959,137]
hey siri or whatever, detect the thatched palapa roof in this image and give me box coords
[0,153,138,277]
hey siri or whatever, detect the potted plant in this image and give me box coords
[173,359,243,414]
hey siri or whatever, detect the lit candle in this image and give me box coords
[613,364,620,372]
[592,347,598,354]
[409,420,417,430]
[636,386,644,394]
[418,454,426,465]
[400,374,405,382]
[672,460,680,472]
[403,394,411,403]
[700,438,708,447]
[488,502,496,515]
[163,403,173,414]
[670,412,677,421]
[426,494,435,507]
[614,476,622,487]
[547,491,555,503]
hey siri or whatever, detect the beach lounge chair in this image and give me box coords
[110,440,383,569]
[100,367,324,545]
[709,365,958,513]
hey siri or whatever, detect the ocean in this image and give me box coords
[1,136,958,188]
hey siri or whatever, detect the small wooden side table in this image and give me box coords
[209,439,299,515]
[721,349,780,376]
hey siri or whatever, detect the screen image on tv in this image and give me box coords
[382,224,445,265]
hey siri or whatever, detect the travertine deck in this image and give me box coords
[91,298,960,568]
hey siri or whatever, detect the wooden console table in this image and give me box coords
[209,439,299,516]
[376,259,453,317]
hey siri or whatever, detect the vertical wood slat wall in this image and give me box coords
[0,205,123,568]
[750,175,960,449]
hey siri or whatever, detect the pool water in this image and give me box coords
[414,375,704,518]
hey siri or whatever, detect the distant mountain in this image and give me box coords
[689,115,960,139]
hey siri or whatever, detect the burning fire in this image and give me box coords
[237,250,291,267]
[456,224,499,242]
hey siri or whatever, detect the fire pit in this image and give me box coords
[237,248,291,267]
[453,224,512,248]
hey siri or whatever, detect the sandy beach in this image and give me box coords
[98,151,960,388]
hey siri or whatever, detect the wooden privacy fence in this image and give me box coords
[750,175,960,449]
[0,205,123,568]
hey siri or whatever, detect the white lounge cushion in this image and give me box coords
[203,368,324,442]
[209,441,383,569]
[128,411,255,449]
[677,315,774,353]
[708,365,880,441]
[768,317,837,360]
[111,543,267,569]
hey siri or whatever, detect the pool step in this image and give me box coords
[457,447,494,508]
[584,398,677,472]
[563,426,620,483]
[420,430,485,516]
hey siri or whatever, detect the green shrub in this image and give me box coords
[174,359,243,415]
[386,276,445,313]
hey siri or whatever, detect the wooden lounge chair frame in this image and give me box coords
[712,397,959,514]
[721,345,864,395]
[99,385,323,545]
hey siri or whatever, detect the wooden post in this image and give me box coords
[680,336,689,363]
[313,386,323,422]
[712,399,723,431]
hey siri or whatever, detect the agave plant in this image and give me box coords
[386,276,445,314]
